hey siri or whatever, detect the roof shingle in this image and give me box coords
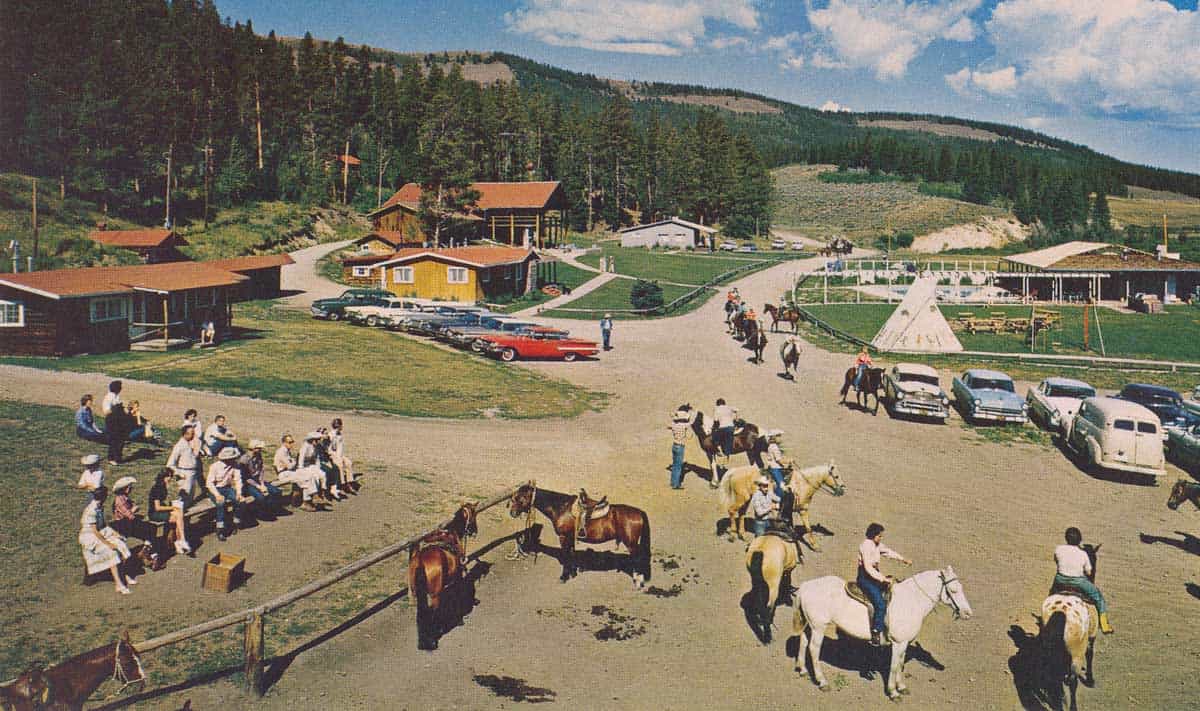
[0,262,246,299]
[88,229,187,249]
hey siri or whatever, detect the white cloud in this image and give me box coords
[505,0,760,56]
[1022,116,1051,129]
[805,0,982,79]
[969,0,1200,119]
[710,36,751,50]
[945,65,1016,95]
[820,100,853,112]
[809,51,848,70]
[764,32,800,51]
[780,54,806,71]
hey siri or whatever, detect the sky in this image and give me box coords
[219,0,1200,174]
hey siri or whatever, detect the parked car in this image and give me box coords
[1113,383,1200,438]
[446,317,538,351]
[770,239,787,250]
[1066,397,1165,479]
[482,332,600,362]
[345,297,431,327]
[790,241,805,251]
[430,310,505,340]
[951,369,1028,424]
[1167,423,1200,475]
[310,289,392,321]
[1186,384,1200,418]
[882,363,950,421]
[737,243,759,253]
[1026,377,1096,433]
[718,241,739,251]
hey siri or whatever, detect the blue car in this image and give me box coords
[951,369,1028,424]
[1114,383,1200,438]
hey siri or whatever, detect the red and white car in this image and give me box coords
[482,331,599,362]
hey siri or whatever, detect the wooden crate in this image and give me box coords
[202,552,245,593]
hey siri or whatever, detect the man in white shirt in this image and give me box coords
[748,477,779,536]
[1052,527,1112,634]
[206,447,245,540]
[857,522,912,646]
[711,398,737,478]
[204,415,238,458]
[166,425,202,508]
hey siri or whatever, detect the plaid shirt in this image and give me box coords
[670,420,690,445]
[113,493,137,522]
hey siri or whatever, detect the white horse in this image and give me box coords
[792,566,972,700]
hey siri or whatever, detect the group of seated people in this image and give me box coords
[76,403,360,596]
[75,381,161,465]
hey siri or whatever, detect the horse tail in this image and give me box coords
[411,558,431,650]
[1039,610,1071,679]
[748,549,769,624]
[839,370,851,397]
[792,594,807,634]
[718,469,737,511]
[638,512,652,582]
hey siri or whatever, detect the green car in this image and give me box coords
[310,289,392,321]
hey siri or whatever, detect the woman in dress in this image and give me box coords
[148,468,192,556]
[79,486,135,594]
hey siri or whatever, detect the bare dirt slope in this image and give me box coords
[4,257,1197,710]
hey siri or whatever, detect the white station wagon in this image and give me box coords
[1026,377,1096,434]
[1066,397,1165,479]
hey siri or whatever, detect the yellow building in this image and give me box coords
[372,246,540,302]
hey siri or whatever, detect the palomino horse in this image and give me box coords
[33,631,145,710]
[745,319,768,364]
[840,366,884,414]
[779,339,801,380]
[718,462,843,544]
[1167,479,1200,510]
[746,534,801,645]
[508,484,651,588]
[691,411,765,483]
[408,503,478,650]
[0,665,49,711]
[763,303,801,333]
[793,567,971,700]
[1038,543,1101,711]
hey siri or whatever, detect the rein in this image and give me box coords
[911,572,962,619]
[797,467,842,497]
[105,640,145,699]
[508,483,540,561]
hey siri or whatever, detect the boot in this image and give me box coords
[1099,613,1113,634]
[870,630,882,647]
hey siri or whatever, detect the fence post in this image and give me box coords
[244,612,265,696]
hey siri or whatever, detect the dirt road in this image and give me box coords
[6,255,1197,710]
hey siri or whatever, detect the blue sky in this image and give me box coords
[220,0,1200,174]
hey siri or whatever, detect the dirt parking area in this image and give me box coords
[5,256,1197,710]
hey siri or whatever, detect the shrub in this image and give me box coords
[630,279,664,310]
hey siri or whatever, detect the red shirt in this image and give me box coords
[113,493,137,522]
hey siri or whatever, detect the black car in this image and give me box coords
[1114,383,1200,434]
[310,289,393,321]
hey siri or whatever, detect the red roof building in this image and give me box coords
[368,181,568,247]
[88,229,190,263]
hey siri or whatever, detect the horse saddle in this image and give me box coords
[574,490,611,539]
[415,530,464,559]
[845,581,893,618]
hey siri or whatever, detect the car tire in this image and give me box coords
[328,311,341,322]
[470,340,486,353]
[366,315,378,327]
[500,348,518,362]
[563,352,578,362]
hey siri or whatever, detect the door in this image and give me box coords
[1132,420,1161,468]
[1166,274,1177,304]
[1109,418,1137,465]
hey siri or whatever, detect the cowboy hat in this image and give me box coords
[305,431,323,441]
[112,476,137,491]
[217,447,241,461]
[766,429,784,439]
[672,410,691,422]
[248,438,265,450]
[81,453,101,466]
[756,476,772,487]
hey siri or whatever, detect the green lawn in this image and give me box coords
[492,261,600,313]
[0,302,606,419]
[542,280,716,319]
[576,245,783,285]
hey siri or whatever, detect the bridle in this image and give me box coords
[912,571,964,620]
[508,483,539,561]
[797,466,844,497]
[106,640,146,698]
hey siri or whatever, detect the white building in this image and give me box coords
[618,217,717,249]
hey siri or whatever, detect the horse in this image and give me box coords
[839,366,884,414]
[793,566,971,700]
[507,484,651,588]
[746,534,801,644]
[1038,543,1101,711]
[763,303,801,333]
[408,503,478,651]
[779,339,801,380]
[730,311,746,339]
[35,632,145,710]
[718,461,843,544]
[0,666,49,711]
[1168,479,1200,510]
[691,411,765,484]
[745,320,768,364]
[724,299,738,330]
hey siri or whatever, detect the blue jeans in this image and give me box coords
[858,567,888,633]
[128,425,148,442]
[670,444,686,487]
[77,427,107,443]
[768,466,786,498]
[749,518,769,536]
[602,329,611,349]
[854,363,867,389]
[714,426,734,456]
[245,482,281,509]
[1053,573,1108,613]
[209,486,243,529]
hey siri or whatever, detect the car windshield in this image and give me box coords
[971,378,1014,392]
[899,373,939,387]
[502,322,533,331]
[1047,385,1095,399]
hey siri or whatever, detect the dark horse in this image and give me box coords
[408,503,478,651]
[839,366,884,414]
[21,632,145,710]
[1168,479,1200,510]
[691,410,766,481]
[744,318,768,364]
[763,303,801,333]
[730,311,747,339]
[508,484,651,588]
[0,666,48,711]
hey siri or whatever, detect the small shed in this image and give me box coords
[88,229,190,263]
[206,254,295,299]
[619,218,716,249]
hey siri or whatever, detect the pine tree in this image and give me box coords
[416,85,479,245]
[1089,189,1112,238]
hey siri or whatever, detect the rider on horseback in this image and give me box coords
[1053,527,1113,634]
[858,522,912,646]
[762,430,788,498]
[712,398,737,475]
[852,346,873,391]
[749,476,780,537]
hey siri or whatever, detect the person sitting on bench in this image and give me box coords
[204,415,238,459]
[239,439,283,520]
[274,434,324,512]
[79,486,135,595]
[76,454,105,492]
[206,447,245,541]
[148,467,191,556]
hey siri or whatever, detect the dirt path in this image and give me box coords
[5,256,1197,710]
[281,240,353,308]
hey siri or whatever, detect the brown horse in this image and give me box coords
[507,484,651,588]
[408,503,478,651]
[745,319,768,364]
[1168,479,1200,510]
[0,666,49,711]
[691,411,765,484]
[763,303,801,333]
[839,366,884,414]
[32,632,145,710]
[730,311,747,339]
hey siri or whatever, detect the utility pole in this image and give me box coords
[202,142,214,230]
[254,80,264,170]
[31,179,38,269]
[342,138,351,204]
[164,144,173,228]
[1163,213,1168,250]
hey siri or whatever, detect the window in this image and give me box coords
[1137,422,1158,434]
[1113,419,1135,431]
[352,266,371,277]
[359,244,370,253]
[0,299,24,327]
[480,269,491,283]
[90,296,129,323]
[393,266,414,284]
[447,267,469,284]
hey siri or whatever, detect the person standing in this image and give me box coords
[101,380,128,465]
[857,523,912,646]
[668,406,693,489]
[206,447,245,541]
[329,418,357,493]
[166,425,203,509]
[75,394,106,443]
[1052,527,1113,634]
[600,313,613,351]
